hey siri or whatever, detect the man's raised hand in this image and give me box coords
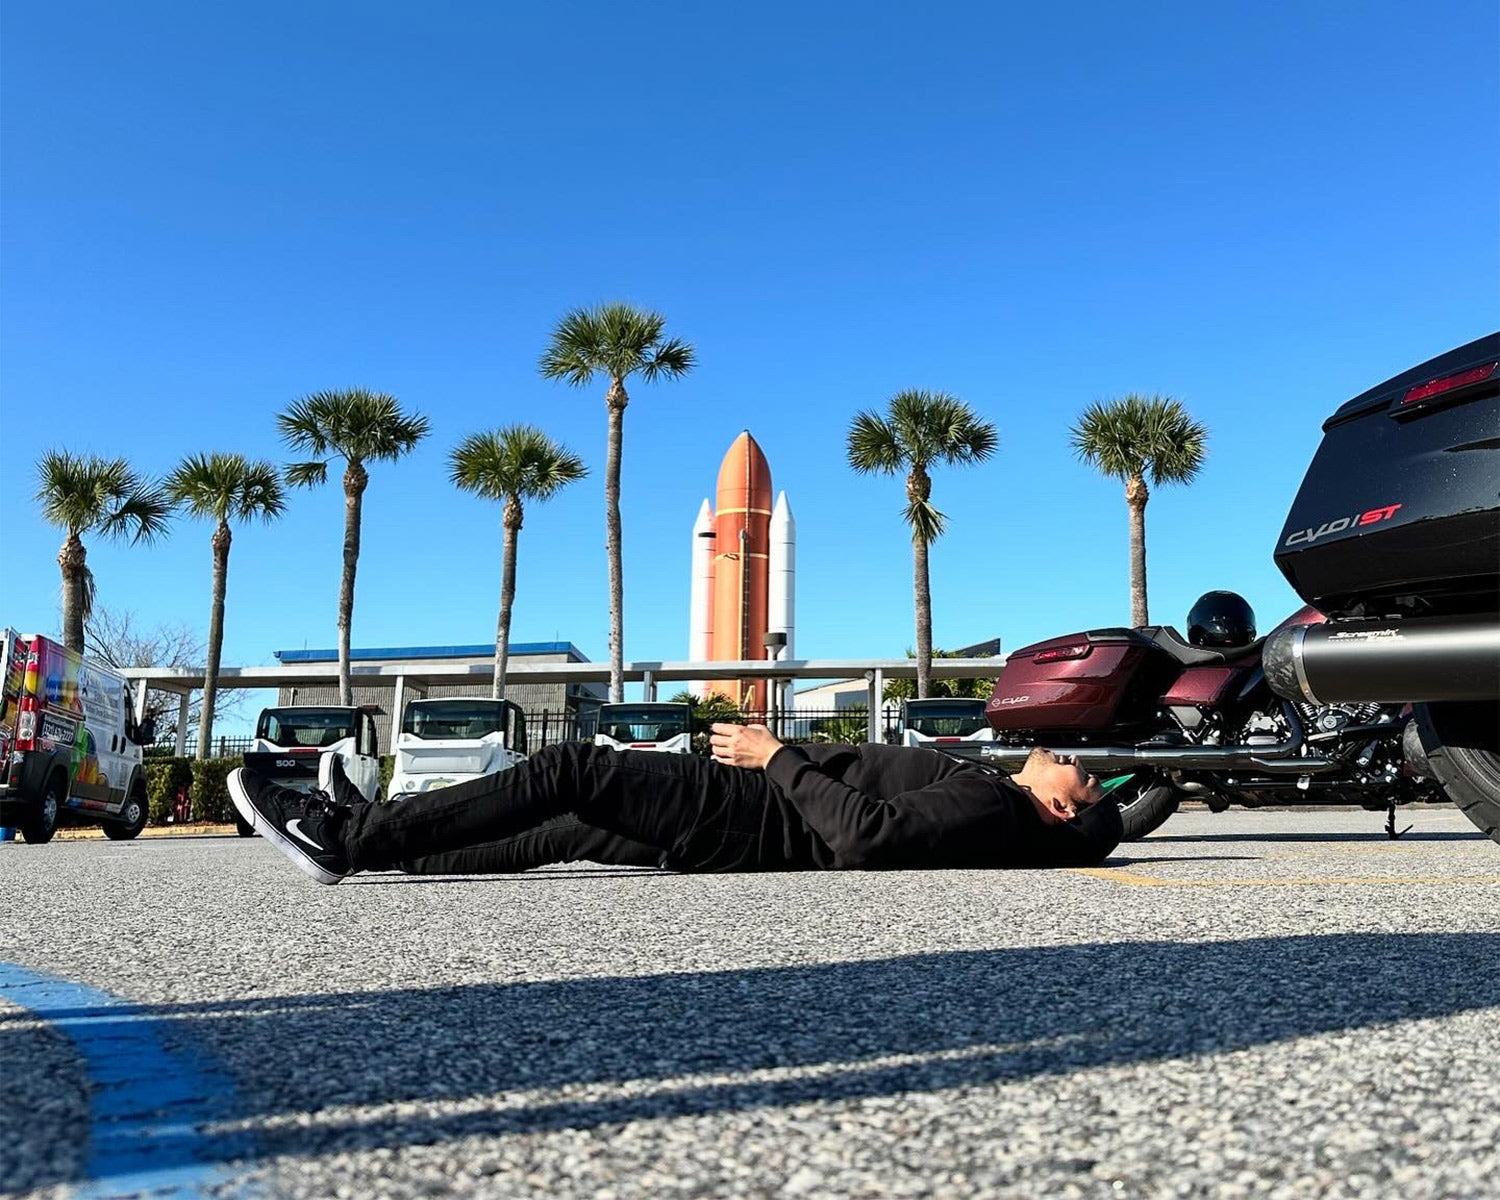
[709,723,784,770]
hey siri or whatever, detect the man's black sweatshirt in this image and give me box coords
[758,743,1122,870]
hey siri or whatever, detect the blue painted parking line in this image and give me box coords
[0,963,250,1199]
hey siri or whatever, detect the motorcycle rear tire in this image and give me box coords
[1117,784,1182,842]
[1415,702,1500,845]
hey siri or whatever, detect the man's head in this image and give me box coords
[1011,748,1104,824]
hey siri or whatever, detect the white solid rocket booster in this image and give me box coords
[689,498,716,696]
[768,490,795,660]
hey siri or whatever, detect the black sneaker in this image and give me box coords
[317,752,364,807]
[228,767,353,885]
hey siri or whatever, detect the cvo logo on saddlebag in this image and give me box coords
[1284,503,1402,547]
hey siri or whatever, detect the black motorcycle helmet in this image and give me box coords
[1186,590,1257,648]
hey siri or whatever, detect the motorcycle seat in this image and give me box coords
[1146,625,1264,666]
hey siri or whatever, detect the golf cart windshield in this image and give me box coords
[597,704,690,743]
[403,700,515,744]
[257,708,358,748]
[903,700,988,738]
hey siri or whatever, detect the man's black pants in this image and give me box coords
[346,742,777,875]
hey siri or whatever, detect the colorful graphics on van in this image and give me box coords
[9,634,116,800]
[0,629,22,740]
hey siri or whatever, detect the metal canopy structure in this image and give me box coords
[118,657,1006,752]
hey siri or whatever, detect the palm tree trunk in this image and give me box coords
[604,377,628,702]
[494,499,522,700]
[58,532,88,653]
[906,465,935,699]
[339,460,368,706]
[912,530,933,699]
[1126,474,1150,627]
[198,519,231,760]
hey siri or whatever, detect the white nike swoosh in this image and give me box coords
[285,819,323,851]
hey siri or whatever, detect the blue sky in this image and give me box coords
[2,1,1496,723]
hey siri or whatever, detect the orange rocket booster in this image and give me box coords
[709,432,772,708]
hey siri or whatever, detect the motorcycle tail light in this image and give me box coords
[1401,362,1497,405]
[1034,643,1091,663]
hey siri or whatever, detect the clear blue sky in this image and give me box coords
[2,1,1496,724]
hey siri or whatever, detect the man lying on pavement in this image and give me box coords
[227,723,1122,884]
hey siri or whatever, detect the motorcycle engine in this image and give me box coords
[1296,700,1384,734]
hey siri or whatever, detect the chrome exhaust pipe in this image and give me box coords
[1264,612,1500,705]
[973,703,1336,774]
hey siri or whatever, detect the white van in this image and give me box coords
[899,698,996,748]
[389,698,527,797]
[593,702,693,754]
[0,629,154,842]
[240,706,381,836]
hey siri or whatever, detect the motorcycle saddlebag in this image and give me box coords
[985,629,1177,733]
[1273,332,1500,618]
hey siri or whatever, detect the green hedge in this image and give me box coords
[142,757,239,825]
[191,759,237,823]
[142,754,399,825]
[145,758,194,824]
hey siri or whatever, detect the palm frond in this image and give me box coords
[540,303,694,388]
[1070,396,1148,480]
[640,336,696,382]
[36,450,170,542]
[276,397,334,456]
[904,496,947,543]
[450,424,588,505]
[278,388,428,465]
[1142,395,1209,486]
[851,390,997,474]
[238,461,288,523]
[539,307,606,386]
[846,410,903,475]
[166,452,239,520]
[284,461,329,489]
[1070,393,1207,487]
[96,483,173,546]
[79,562,96,624]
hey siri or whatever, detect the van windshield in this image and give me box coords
[257,708,358,748]
[904,700,988,737]
[403,701,511,743]
[597,705,689,743]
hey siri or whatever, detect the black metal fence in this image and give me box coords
[147,706,903,758]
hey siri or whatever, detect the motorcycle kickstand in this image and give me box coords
[1385,793,1412,841]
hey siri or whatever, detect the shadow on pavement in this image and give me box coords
[7,933,1497,1180]
[1150,830,1485,843]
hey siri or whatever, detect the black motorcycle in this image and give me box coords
[1265,332,1500,844]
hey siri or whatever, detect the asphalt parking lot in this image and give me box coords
[2,808,1497,1200]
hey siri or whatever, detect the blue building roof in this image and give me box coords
[274,641,590,664]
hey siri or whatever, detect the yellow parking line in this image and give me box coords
[1068,867,1500,888]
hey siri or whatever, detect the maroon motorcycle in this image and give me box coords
[956,591,1439,840]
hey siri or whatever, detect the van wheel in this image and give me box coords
[104,787,148,841]
[235,814,256,838]
[1416,702,1500,845]
[21,777,62,844]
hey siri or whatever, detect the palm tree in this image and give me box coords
[34,451,171,652]
[278,388,430,704]
[450,425,587,699]
[539,303,695,701]
[165,453,286,758]
[847,391,998,698]
[1070,394,1208,627]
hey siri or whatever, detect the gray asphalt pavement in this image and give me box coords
[2,807,1497,1200]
